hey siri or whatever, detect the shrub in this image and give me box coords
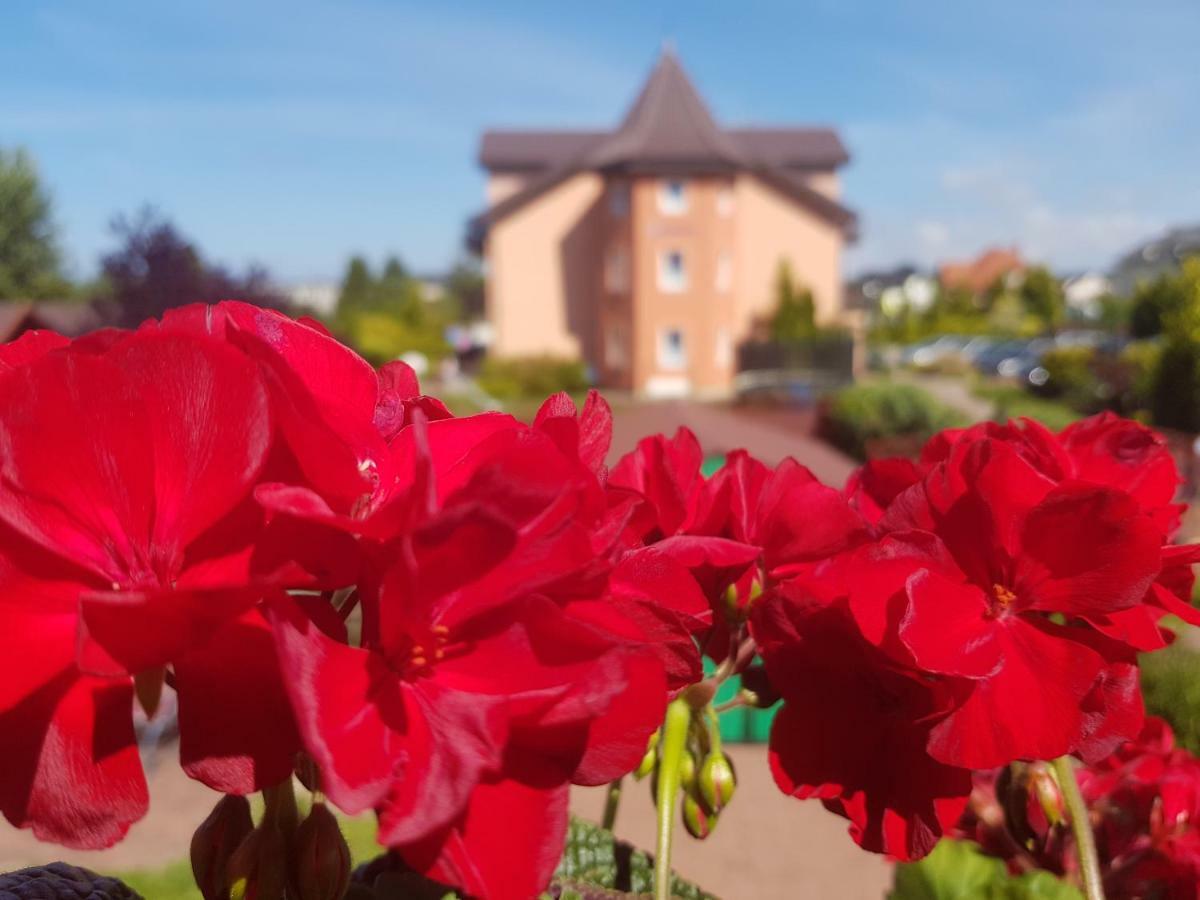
[820,382,967,460]
[1034,346,1099,410]
[477,354,589,401]
[1140,640,1200,756]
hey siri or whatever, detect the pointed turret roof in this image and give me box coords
[586,49,745,171]
[469,48,857,247]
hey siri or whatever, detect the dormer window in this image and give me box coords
[658,179,688,215]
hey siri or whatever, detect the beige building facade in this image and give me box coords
[469,50,857,397]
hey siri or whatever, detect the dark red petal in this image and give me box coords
[927,618,1103,768]
[399,774,569,900]
[267,599,413,814]
[175,608,301,794]
[1017,483,1161,616]
[78,587,260,676]
[899,569,1001,678]
[0,674,146,849]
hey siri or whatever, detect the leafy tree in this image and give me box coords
[1149,258,1200,431]
[1018,266,1066,330]
[445,260,484,320]
[769,261,816,341]
[0,147,69,299]
[1130,270,1191,338]
[99,207,288,326]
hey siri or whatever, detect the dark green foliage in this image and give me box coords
[1147,259,1200,431]
[821,382,967,460]
[338,256,374,320]
[1018,267,1066,331]
[477,355,590,401]
[1130,272,1190,339]
[551,817,716,899]
[769,261,816,342]
[0,147,69,299]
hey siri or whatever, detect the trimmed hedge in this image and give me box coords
[821,382,967,461]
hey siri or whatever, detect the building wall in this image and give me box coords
[733,174,844,332]
[486,173,533,205]
[485,172,604,359]
[628,176,738,398]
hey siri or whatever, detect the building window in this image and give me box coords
[715,327,733,368]
[716,185,734,217]
[605,323,629,369]
[605,246,629,293]
[658,328,687,371]
[608,182,630,217]
[715,251,732,293]
[657,179,688,215]
[658,249,687,293]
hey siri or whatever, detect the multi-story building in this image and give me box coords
[468,48,857,397]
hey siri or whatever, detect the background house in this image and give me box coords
[469,48,857,398]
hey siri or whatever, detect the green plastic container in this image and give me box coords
[700,455,779,743]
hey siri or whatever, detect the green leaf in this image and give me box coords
[890,841,1083,900]
[890,840,1007,900]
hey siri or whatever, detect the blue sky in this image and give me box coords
[3,0,1198,283]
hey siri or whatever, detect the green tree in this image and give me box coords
[337,256,374,322]
[769,261,816,341]
[0,148,68,299]
[1149,258,1200,431]
[1130,270,1191,338]
[375,255,426,326]
[1018,266,1066,330]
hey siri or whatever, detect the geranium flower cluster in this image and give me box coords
[961,717,1200,897]
[0,302,1193,899]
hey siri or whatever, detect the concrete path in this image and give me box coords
[609,400,858,488]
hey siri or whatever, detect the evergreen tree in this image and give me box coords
[1018,266,1066,330]
[0,147,68,299]
[769,261,816,341]
[338,256,374,321]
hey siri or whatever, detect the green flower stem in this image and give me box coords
[655,698,691,900]
[1052,755,1105,900]
[602,777,623,832]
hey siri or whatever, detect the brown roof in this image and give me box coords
[0,300,103,343]
[939,248,1025,295]
[470,49,856,246]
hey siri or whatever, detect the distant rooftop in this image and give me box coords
[471,49,856,247]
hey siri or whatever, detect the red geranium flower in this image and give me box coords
[753,580,972,860]
[0,328,300,847]
[876,437,1160,767]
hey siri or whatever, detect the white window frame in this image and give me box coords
[658,249,687,293]
[657,178,688,215]
[657,328,687,371]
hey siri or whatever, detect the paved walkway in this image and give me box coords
[609,400,858,487]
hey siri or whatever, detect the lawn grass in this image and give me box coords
[971,382,1082,431]
[114,811,380,900]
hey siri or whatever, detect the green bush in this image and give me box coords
[477,355,590,401]
[1035,346,1098,409]
[1140,639,1200,756]
[821,382,967,460]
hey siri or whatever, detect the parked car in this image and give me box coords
[972,340,1028,376]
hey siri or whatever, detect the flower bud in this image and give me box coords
[227,822,288,900]
[682,793,718,840]
[738,665,781,709]
[679,749,698,793]
[633,731,659,780]
[698,752,737,813]
[191,794,254,900]
[292,802,351,900]
[1030,764,1065,829]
